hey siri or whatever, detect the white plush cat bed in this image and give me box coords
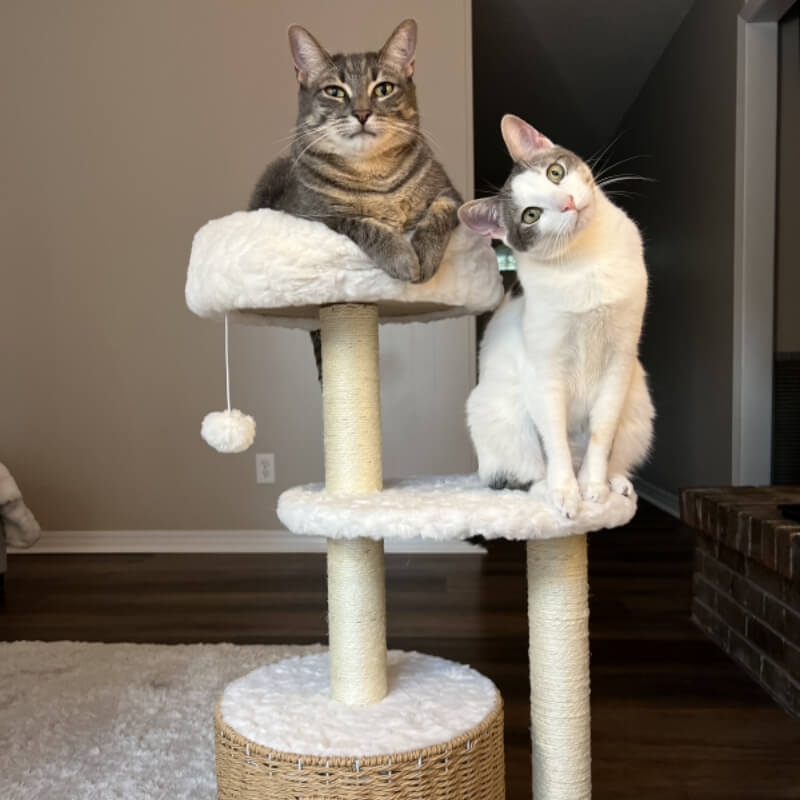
[185,208,504,328]
[278,474,637,541]
[219,650,498,757]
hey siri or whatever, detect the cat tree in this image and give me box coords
[186,208,638,799]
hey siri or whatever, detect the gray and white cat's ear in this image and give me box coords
[379,19,417,77]
[288,25,333,86]
[500,114,554,162]
[458,198,505,239]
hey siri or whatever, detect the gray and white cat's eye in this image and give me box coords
[546,163,565,184]
[522,207,542,224]
[323,85,347,99]
[373,81,396,98]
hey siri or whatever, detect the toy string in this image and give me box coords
[225,314,231,412]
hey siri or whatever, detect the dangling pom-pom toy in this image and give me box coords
[201,408,255,453]
[201,315,256,454]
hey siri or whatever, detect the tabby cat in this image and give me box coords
[249,19,461,283]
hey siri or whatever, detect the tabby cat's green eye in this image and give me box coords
[547,163,565,183]
[373,82,395,98]
[323,86,346,99]
[521,207,542,224]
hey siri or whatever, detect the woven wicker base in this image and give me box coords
[214,692,505,799]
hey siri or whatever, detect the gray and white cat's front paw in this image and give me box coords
[609,474,634,497]
[580,480,610,504]
[577,474,633,504]
[547,476,581,519]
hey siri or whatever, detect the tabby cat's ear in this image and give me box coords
[379,19,417,77]
[458,198,505,239]
[500,114,554,163]
[288,25,333,86]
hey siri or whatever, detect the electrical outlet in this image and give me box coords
[255,453,275,484]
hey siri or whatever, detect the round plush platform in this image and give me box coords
[278,473,637,542]
[185,209,504,328]
[214,650,505,800]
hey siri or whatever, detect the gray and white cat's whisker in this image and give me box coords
[592,155,652,183]
[596,175,655,190]
[585,130,629,173]
[602,188,643,201]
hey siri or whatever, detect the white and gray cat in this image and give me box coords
[459,115,654,519]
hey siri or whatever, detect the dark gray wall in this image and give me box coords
[472,0,596,195]
[613,0,742,494]
[471,0,693,196]
[776,3,800,353]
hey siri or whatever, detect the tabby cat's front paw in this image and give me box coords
[382,237,422,282]
[410,228,446,283]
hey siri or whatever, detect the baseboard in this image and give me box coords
[8,530,484,555]
[635,478,680,519]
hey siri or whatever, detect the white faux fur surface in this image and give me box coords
[220,650,498,757]
[278,474,637,542]
[200,408,256,453]
[185,209,504,328]
[0,641,323,800]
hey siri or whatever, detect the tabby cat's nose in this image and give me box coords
[353,110,372,125]
[561,195,577,212]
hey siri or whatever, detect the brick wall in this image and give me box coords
[681,487,800,718]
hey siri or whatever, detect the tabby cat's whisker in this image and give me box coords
[273,126,306,146]
[381,120,435,151]
[290,124,340,169]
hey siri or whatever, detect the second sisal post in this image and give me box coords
[527,535,592,799]
[320,303,387,705]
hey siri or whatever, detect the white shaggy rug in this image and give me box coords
[0,641,322,800]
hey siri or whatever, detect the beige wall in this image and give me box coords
[0,1,475,530]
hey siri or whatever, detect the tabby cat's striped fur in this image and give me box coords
[249,19,461,285]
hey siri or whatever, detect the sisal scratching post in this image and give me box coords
[320,303,387,705]
[527,535,591,800]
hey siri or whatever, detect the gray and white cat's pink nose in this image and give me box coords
[561,195,577,212]
[353,110,372,125]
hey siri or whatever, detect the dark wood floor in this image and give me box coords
[2,501,798,799]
